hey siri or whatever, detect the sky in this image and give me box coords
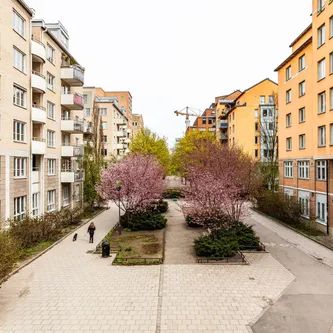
[27,0,311,147]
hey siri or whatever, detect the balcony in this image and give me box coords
[32,105,46,123]
[61,93,84,110]
[61,169,84,183]
[32,71,46,93]
[61,65,84,87]
[220,120,228,129]
[115,130,127,137]
[31,39,46,63]
[31,169,40,193]
[32,138,46,155]
[61,117,84,133]
[83,122,93,135]
[115,118,127,125]
[116,143,128,150]
[61,145,84,157]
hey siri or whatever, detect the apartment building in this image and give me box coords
[83,88,131,161]
[187,108,217,133]
[0,0,85,224]
[132,114,144,137]
[227,79,278,161]
[276,0,333,234]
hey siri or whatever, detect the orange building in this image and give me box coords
[276,0,333,234]
[186,108,216,133]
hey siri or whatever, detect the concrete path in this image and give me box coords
[248,210,333,333]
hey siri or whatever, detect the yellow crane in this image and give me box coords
[174,106,201,130]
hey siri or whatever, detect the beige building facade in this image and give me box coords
[0,0,85,225]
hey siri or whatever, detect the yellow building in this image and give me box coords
[276,0,333,234]
[227,79,278,160]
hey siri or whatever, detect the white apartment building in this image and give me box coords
[0,0,85,225]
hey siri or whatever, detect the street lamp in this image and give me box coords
[115,181,122,235]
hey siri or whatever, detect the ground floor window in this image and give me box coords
[62,186,70,207]
[298,191,310,218]
[316,194,327,225]
[32,193,39,216]
[47,190,56,212]
[14,195,26,221]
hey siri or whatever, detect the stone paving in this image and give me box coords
[0,203,295,333]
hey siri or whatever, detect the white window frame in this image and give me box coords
[299,134,306,150]
[286,89,292,104]
[13,47,26,73]
[62,186,70,207]
[46,44,55,63]
[286,113,292,127]
[47,130,55,148]
[298,191,310,218]
[318,91,326,114]
[47,101,55,120]
[13,157,27,178]
[299,81,305,97]
[47,190,56,212]
[298,160,310,179]
[317,24,326,48]
[13,10,25,37]
[299,107,305,123]
[47,159,56,175]
[284,161,293,178]
[318,125,326,147]
[330,88,333,111]
[13,85,26,107]
[84,108,91,117]
[286,66,291,81]
[298,54,306,71]
[318,58,326,80]
[318,0,324,12]
[330,15,333,39]
[13,120,26,142]
[14,196,26,221]
[316,194,327,225]
[316,160,327,181]
[330,124,333,146]
[32,193,39,217]
[47,72,55,91]
[286,137,292,151]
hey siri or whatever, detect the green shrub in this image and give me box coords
[162,188,183,199]
[185,215,202,228]
[154,200,168,214]
[120,212,167,231]
[0,231,18,280]
[194,235,239,258]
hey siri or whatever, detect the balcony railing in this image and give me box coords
[61,65,84,87]
[32,70,45,79]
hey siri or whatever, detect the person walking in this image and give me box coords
[87,222,96,243]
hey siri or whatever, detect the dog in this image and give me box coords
[72,233,78,241]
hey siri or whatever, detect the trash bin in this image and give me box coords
[101,240,110,258]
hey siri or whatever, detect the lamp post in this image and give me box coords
[116,181,122,235]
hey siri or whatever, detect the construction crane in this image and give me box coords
[174,106,201,129]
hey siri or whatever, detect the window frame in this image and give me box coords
[47,159,56,176]
[47,101,55,120]
[286,113,292,127]
[299,107,306,123]
[47,130,55,148]
[284,161,293,178]
[316,160,327,181]
[299,80,306,97]
[47,190,56,212]
[298,160,310,179]
[13,85,26,108]
[286,137,292,151]
[285,66,292,81]
[13,120,26,142]
[13,157,27,178]
[13,47,26,73]
[298,54,306,72]
[318,58,326,81]
[318,125,326,147]
[13,10,25,38]
[299,134,306,150]
[317,24,326,48]
[14,195,27,221]
[318,91,326,114]
[286,89,292,104]
[47,72,55,91]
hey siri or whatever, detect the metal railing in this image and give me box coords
[32,104,46,110]
[32,137,45,142]
[32,70,45,79]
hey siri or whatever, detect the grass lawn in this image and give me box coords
[105,229,164,265]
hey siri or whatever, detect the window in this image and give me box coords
[299,134,306,149]
[299,81,305,97]
[317,24,326,47]
[13,47,25,72]
[284,161,293,178]
[299,192,310,218]
[316,160,327,180]
[14,196,26,221]
[286,113,292,127]
[103,135,107,143]
[83,94,88,103]
[268,95,274,104]
[47,72,55,91]
[318,0,325,13]
[13,10,25,37]
[84,108,91,117]
[255,136,259,144]
[202,118,207,125]
[47,190,56,212]
[299,54,306,71]
[330,124,333,145]
[13,120,25,142]
[32,193,39,217]
[13,157,26,177]
[318,125,326,147]
[101,148,107,156]
[330,15,333,39]
[47,101,55,120]
[318,91,326,113]
[13,85,26,107]
[48,159,56,175]
[259,96,265,104]
[99,108,107,116]
[46,44,55,63]
[330,88,333,110]
[286,89,291,103]
[330,52,333,74]
[286,137,292,151]
[254,149,258,158]
[299,107,305,123]
[286,66,291,81]
[318,58,326,80]
[101,122,107,129]
[298,161,310,179]
[62,186,70,207]
[316,194,327,225]
[47,130,55,147]
[255,122,259,131]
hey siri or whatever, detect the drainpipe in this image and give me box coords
[326,159,329,235]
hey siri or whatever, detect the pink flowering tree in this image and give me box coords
[97,154,164,214]
[183,143,260,231]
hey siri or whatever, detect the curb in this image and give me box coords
[0,208,106,286]
[251,208,333,252]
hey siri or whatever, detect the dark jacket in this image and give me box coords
[88,226,96,235]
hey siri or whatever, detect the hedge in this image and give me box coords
[0,231,18,280]
[162,188,183,199]
[120,212,167,231]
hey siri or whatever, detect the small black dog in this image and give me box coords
[72,233,78,241]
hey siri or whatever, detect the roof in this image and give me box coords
[275,37,312,71]
[234,78,277,101]
[289,24,312,48]
[16,0,34,16]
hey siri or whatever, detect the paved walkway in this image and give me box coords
[248,210,333,333]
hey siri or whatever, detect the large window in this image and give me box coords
[47,190,56,212]
[318,0,325,13]
[13,120,26,142]
[299,191,310,218]
[318,91,326,114]
[13,47,25,72]
[47,101,55,120]
[13,85,26,107]
[316,160,327,181]
[13,10,25,37]
[14,196,26,221]
[47,72,55,91]
[47,159,56,175]
[284,161,293,178]
[299,54,306,71]
[318,58,326,80]
[286,66,291,81]
[286,137,292,151]
[317,24,326,47]
[299,81,305,97]
[46,44,55,63]
[286,89,292,104]
[316,194,327,225]
[299,107,305,123]
[32,193,39,217]
[298,161,309,179]
[299,134,306,150]
[47,130,55,147]
[318,125,326,147]
[98,108,107,116]
[14,157,27,178]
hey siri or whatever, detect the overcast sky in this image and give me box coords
[28,0,310,147]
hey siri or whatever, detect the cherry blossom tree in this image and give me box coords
[97,154,164,214]
[183,142,260,231]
